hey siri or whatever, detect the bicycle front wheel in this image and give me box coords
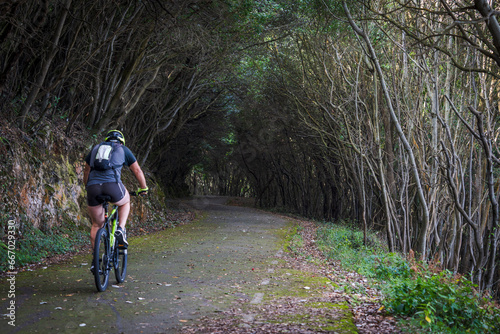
[94,228,110,292]
[114,243,128,283]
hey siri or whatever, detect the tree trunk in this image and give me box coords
[344,1,430,257]
[19,0,72,129]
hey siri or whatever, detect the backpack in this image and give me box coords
[89,142,121,181]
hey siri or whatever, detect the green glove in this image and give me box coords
[137,187,148,196]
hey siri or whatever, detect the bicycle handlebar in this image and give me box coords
[130,190,148,197]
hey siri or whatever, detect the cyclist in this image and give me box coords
[83,130,148,259]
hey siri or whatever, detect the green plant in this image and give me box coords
[0,136,10,145]
[316,222,386,274]
[384,270,500,332]
[316,220,500,333]
[372,252,411,280]
[0,217,89,272]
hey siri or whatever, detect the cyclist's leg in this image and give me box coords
[87,184,106,249]
[88,205,105,248]
[114,190,130,229]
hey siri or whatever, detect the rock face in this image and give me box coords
[2,124,87,231]
[18,154,85,229]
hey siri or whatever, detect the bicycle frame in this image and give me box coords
[103,202,118,248]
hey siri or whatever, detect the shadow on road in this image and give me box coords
[1,196,289,333]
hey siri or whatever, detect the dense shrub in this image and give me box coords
[317,221,500,333]
[385,270,500,332]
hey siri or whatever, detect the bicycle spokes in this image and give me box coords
[114,245,128,283]
[94,228,110,292]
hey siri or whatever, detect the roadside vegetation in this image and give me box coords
[0,213,88,271]
[316,222,500,333]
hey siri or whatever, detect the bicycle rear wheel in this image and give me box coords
[94,228,110,292]
[114,242,128,283]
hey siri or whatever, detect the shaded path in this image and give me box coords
[1,196,292,333]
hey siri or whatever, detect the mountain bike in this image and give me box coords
[92,194,130,292]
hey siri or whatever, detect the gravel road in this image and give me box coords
[1,196,300,333]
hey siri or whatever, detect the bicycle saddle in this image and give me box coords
[96,195,112,204]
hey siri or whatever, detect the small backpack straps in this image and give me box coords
[89,142,120,183]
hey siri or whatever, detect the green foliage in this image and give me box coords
[0,215,89,272]
[372,252,411,280]
[317,221,500,333]
[316,221,385,273]
[385,271,500,333]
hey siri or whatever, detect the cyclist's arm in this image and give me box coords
[129,161,147,190]
[83,163,91,186]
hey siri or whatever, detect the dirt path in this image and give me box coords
[1,196,359,333]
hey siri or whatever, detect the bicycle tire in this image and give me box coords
[94,228,110,292]
[114,242,128,283]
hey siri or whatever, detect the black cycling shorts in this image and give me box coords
[87,182,127,207]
